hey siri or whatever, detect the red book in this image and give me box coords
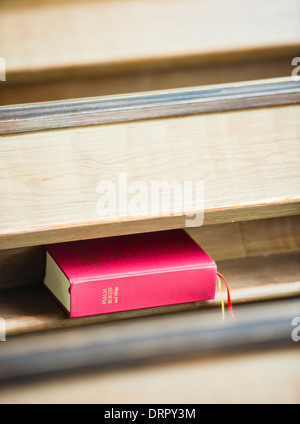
[44,230,217,318]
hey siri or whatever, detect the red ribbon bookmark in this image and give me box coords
[217,272,234,319]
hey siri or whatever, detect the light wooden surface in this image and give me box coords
[1,251,299,336]
[0,53,297,107]
[1,0,299,107]
[1,348,299,404]
[187,216,300,261]
[0,104,299,250]
[12,347,300,404]
[2,78,299,135]
[1,0,299,80]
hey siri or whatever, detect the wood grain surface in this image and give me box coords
[1,78,299,135]
[1,0,299,80]
[0,52,298,107]
[0,103,299,250]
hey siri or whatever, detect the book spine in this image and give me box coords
[70,266,217,318]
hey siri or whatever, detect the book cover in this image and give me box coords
[44,230,217,318]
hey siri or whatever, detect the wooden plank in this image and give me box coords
[1,252,299,336]
[1,78,299,135]
[0,298,299,384]
[0,103,299,250]
[0,216,299,290]
[0,52,297,107]
[1,0,299,81]
[0,347,299,404]
[1,197,300,251]
[187,215,300,261]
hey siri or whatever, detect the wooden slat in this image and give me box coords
[0,52,298,107]
[0,102,299,250]
[187,215,300,261]
[1,0,299,80]
[1,252,299,336]
[0,216,299,290]
[1,78,299,135]
[0,297,299,384]
[0,347,298,404]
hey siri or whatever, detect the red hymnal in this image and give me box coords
[44,230,217,318]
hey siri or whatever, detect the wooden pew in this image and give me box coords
[0,0,299,104]
[0,0,299,403]
[0,77,299,336]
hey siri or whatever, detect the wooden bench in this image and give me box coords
[0,0,299,403]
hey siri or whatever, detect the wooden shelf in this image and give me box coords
[2,251,299,337]
[1,215,299,287]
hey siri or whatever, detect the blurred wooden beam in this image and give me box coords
[1,78,299,135]
[0,298,299,384]
[1,0,299,81]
